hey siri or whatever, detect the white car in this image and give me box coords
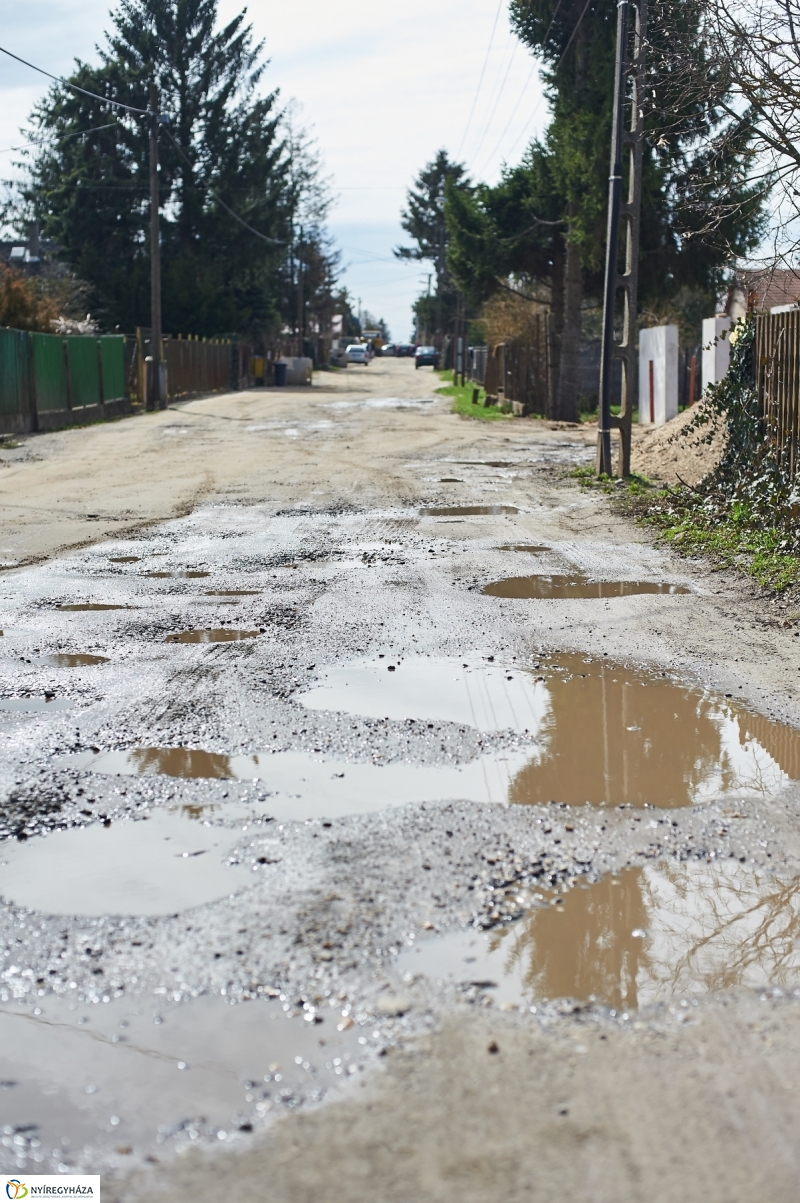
[346,344,370,365]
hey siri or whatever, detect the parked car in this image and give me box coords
[381,343,397,356]
[415,345,439,369]
[397,343,416,357]
[346,344,370,365]
[329,342,349,367]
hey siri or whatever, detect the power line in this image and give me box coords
[161,124,285,245]
[0,44,148,114]
[0,122,120,155]
[555,0,594,71]
[469,38,519,168]
[456,0,504,159]
[475,61,539,176]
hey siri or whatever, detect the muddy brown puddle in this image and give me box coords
[0,809,249,916]
[396,862,800,1010]
[37,654,108,667]
[299,653,800,808]
[109,556,140,563]
[57,604,129,612]
[143,571,209,579]
[421,505,519,517]
[0,992,363,1174]
[165,629,260,643]
[483,574,690,598]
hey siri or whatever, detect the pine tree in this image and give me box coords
[20,0,327,339]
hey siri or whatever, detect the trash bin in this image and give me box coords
[274,361,287,387]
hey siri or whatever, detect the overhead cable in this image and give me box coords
[0,45,148,114]
[457,0,505,158]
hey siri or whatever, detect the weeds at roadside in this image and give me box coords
[570,465,800,594]
[436,371,511,421]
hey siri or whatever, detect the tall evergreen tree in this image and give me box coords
[446,0,764,420]
[395,150,472,342]
[19,0,333,339]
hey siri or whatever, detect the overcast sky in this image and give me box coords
[0,0,548,339]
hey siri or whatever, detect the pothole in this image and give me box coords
[297,655,545,732]
[499,544,550,553]
[482,574,691,598]
[164,629,260,644]
[143,571,210,579]
[57,604,129,612]
[108,556,140,563]
[0,810,249,916]
[421,506,519,517]
[205,591,260,597]
[396,862,800,1011]
[37,654,109,667]
[0,992,364,1174]
[297,653,800,808]
[54,747,533,820]
[0,696,73,712]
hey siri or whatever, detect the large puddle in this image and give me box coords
[0,696,73,712]
[165,629,260,644]
[421,505,519,517]
[37,654,108,668]
[0,810,249,916]
[0,992,363,1173]
[298,654,800,808]
[57,604,129,612]
[483,574,690,598]
[397,863,800,1010]
[56,747,531,820]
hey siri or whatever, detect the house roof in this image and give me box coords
[730,268,800,313]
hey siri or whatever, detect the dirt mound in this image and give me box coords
[630,403,725,485]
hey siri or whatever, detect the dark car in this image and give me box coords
[397,343,417,357]
[415,345,439,369]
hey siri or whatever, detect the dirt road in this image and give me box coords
[2,358,800,1202]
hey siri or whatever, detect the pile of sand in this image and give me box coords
[630,403,725,485]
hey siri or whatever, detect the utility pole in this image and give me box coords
[596,0,646,476]
[148,82,163,411]
[295,227,303,357]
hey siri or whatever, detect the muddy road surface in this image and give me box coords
[2,358,800,1201]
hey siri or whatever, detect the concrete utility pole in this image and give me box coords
[148,82,163,411]
[296,228,303,357]
[596,0,647,476]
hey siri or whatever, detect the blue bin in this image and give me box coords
[274,361,287,387]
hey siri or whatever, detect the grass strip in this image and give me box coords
[570,465,800,594]
[436,371,511,421]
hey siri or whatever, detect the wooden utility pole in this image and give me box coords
[148,82,163,411]
[596,0,646,476]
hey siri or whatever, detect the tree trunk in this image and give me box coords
[549,233,565,419]
[556,212,582,423]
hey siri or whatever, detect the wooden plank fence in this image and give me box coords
[755,311,800,476]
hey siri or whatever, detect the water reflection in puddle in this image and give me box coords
[0,810,248,916]
[397,863,800,1010]
[499,544,550,553]
[109,556,140,563]
[298,654,800,808]
[483,574,690,598]
[58,604,129,612]
[421,505,519,517]
[55,747,531,820]
[165,629,260,643]
[0,696,73,712]
[37,654,109,667]
[299,656,545,732]
[205,590,260,596]
[0,992,361,1173]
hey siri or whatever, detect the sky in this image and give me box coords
[0,0,550,341]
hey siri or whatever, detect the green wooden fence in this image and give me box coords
[0,329,126,431]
